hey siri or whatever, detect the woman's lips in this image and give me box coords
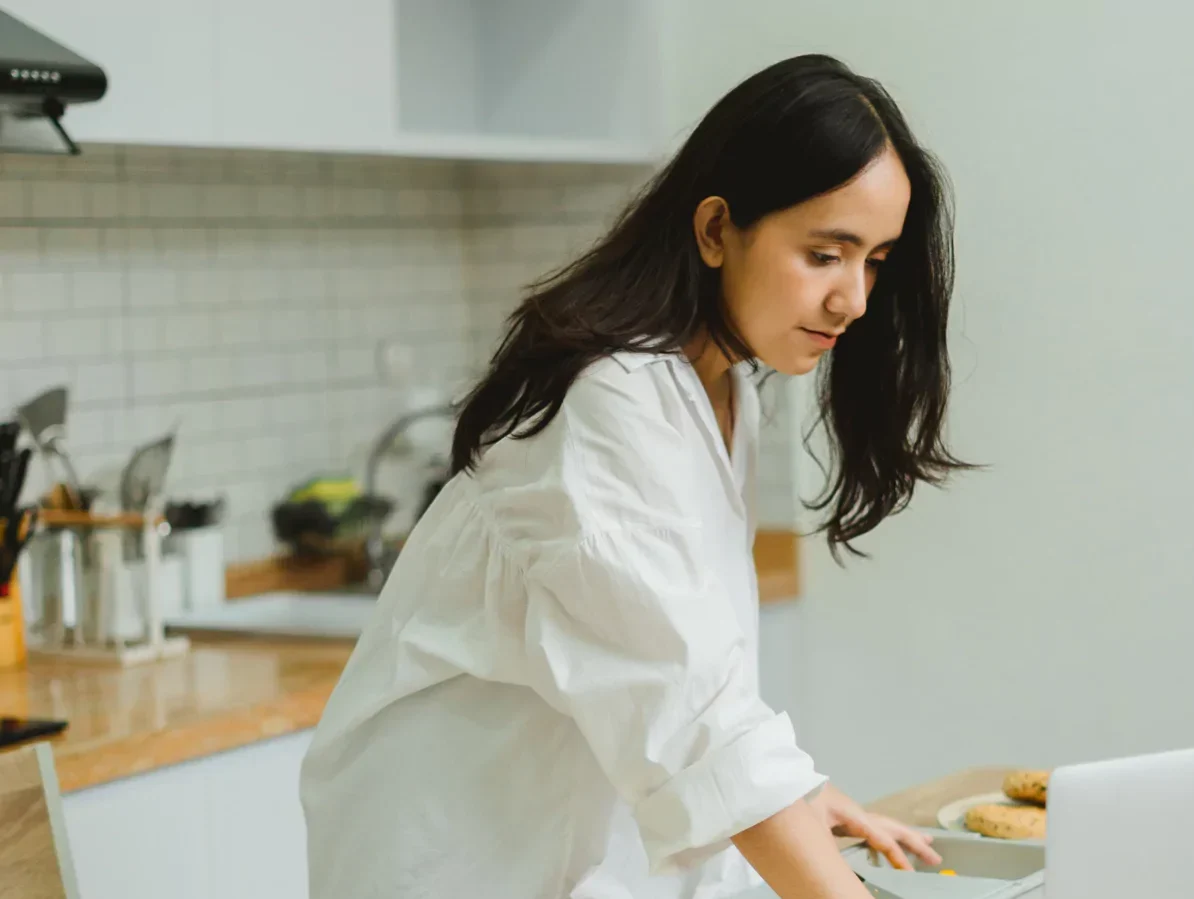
[800,328,839,349]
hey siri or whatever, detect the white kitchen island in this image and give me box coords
[64,729,314,899]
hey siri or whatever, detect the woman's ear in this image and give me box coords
[693,196,733,268]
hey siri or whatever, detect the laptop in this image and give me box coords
[1046,746,1194,899]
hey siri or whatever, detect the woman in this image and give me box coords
[302,54,966,898]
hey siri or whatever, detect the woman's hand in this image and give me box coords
[811,783,942,871]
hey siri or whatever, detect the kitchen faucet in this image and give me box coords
[363,403,455,591]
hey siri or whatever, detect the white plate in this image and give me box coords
[937,792,1034,832]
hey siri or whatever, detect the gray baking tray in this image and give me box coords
[842,828,1044,899]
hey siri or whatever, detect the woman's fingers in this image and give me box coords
[882,817,943,867]
[858,819,914,871]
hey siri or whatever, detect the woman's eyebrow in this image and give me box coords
[808,228,899,250]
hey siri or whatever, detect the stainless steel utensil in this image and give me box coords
[35,527,85,646]
[119,433,175,511]
[118,433,175,561]
[16,386,82,503]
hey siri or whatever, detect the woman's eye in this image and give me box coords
[810,252,840,265]
[866,257,887,269]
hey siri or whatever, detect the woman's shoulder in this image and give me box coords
[579,348,681,385]
[569,350,688,420]
[471,350,699,542]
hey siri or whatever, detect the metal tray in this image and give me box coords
[842,829,1044,899]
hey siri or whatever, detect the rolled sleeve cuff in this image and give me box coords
[633,712,827,875]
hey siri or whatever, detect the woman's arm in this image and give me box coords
[733,800,873,899]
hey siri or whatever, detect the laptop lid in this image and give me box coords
[1046,747,1194,899]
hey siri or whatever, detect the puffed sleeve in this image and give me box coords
[515,363,826,874]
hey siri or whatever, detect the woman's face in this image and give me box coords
[695,145,912,376]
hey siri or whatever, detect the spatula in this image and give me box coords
[16,386,82,499]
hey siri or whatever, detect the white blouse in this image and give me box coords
[300,352,825,899]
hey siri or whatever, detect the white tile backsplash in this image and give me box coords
[71,360,127,404]
[45,315,114,359]
[1,145,799,563]
[0,227,39,263]
[127,269,179,309]
[1,317,45,361]
[0,180,27,218]
[30,180,88,219]
[70,269,126,311]
[9,270,70,313]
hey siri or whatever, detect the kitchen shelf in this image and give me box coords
[390,131,659,164]
[393,0,665,163]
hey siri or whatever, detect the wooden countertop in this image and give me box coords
[0,530,796,794]
[864,767,1011,823]
[7,623,1010,814]
[3,626,1011,825]
[226,529,803,604]
[754,530,801,603]
[0,638,353,793]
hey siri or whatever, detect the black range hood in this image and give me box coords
[0,9,107,155]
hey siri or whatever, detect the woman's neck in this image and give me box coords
[687,340,737,458]
[687,339,735,408]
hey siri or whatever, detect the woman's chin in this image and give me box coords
[761,349,826,377]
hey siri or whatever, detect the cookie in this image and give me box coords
[964,804,1047,840]
[1003,770,1050,806]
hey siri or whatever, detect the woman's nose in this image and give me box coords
[825,267,868,322]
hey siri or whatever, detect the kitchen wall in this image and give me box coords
[664,0,1194,800]
[0,146,801,564]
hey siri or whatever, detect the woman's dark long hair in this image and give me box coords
[451,53,969,556]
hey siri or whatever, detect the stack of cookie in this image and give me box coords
[963,770,1050,839]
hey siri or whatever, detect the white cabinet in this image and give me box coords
[64,746,213,898]
[3,0,218,146]
[63,730,313,899]
[213,0,398,153]
[6,0,666,161]
[393,0,665,162]
[201,731,312,899]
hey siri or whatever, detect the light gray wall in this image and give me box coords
[666,1,1194,800]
